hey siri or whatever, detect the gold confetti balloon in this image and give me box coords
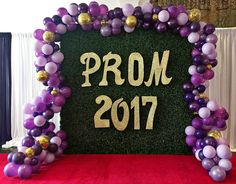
[208,130,222,140]
[36,71,48,82]
[25,148,35,158]
[78,13,91,25]
[188,9,201,22]
[125,16,137,27]
[43,31,55,42]
[36,136,49,149]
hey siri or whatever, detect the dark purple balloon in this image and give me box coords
[41,121,50,129]
[48,143,58,153]
[43,17,53,25]
[183,82,194,92]
[134,9,143,19]
[46,131,56,139]
[196,65,207,74]
[197,98,207,106]
[200,139,206,148]
[204,24,215,35]
[195,129,206,139]
[12,152,25,165]
[113,7,123,19]
[184,93,195,103]
[196,138,203,149]
[43,109,54,119]
[45,22,57,32]
[32,144,42,155]
[192,55,203,65]
[143,13,152,22]
[204,136,217,148]
[190,22,200,32]
[167,18,178,29]
[197,85,206,93]
[153,6,162,14]
[78,3,88,13]
[52,15,62,24]
[198,150,205,160]
[22,136,35,147]
[209,59,218,67]
[156,23,167,32]
[189,102,200,112]
[192,117,203,129]
[31,127,42,137]
[7,153,14,162]
[143,22,152,29]
[30,157,39,166]
[89,4,100,17]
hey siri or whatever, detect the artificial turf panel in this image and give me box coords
[60,27,193,154]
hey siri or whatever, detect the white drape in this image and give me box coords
[209,28,236,152]
[2,28,236,152]
[2,33,60,148]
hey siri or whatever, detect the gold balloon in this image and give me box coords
[199,93,207,98]
[25,148,35,158]
[152,14,158,21]
[36,136,49,149]
[125,16,137,27]
[51,89,58,96]
[208,130,222,140]
[188,9,201,22]
[43,31,55,42]
[36,71,48,82]
[207,64,212,69]
[78,13,91,25]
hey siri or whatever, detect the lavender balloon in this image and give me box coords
[4,163,19,177]
[209,166,226,182]
[202,158,215,170]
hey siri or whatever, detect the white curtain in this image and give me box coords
[209,28,236,152]
[2,28,236,152]
[2,33,60,148]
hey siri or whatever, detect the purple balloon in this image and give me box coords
[33,29,44,40]
[89,4,100,17]
[189,102,200,112]
[203,69,214,80]
[56,130,67,140]
[54,95,65,106]
[191,74,203,86]
[24,118,35,130]
[179,26,190,37]
[42,93,54,104]
[59,87,71,98]
[18,164,32,179]
[4,163,19,177]
[22,136,35,147]
[12,152,25,165]
[57,7,68,17]
[100,4,108,15]
[192,117,203,129]
[186,135,197,147]
[167,5,179,18]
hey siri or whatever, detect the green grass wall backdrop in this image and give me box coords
[60,28,193,154]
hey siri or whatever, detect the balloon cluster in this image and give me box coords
[3,1,232,181]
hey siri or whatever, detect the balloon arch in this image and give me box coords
[3,2,232,182]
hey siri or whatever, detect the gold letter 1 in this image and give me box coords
[128,52,144,86]
[145,50,172,87]
[99,52,125,86]
[80,52,101,87]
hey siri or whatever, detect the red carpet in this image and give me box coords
[0,154,235,184]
